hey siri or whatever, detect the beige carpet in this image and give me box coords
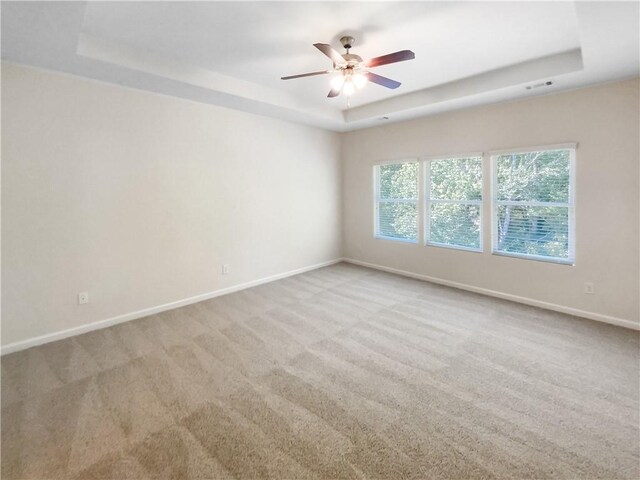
[1,263,639,479]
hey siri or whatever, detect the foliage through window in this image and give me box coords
[426,156,482,250]
[374,162,418,242]
[492,147,575,263]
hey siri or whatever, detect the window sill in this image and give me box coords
[374,235,418,244]
[492,250,575,265]
[426,242,482,253]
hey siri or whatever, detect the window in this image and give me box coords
[425,155,483,251]
[492,146,575,264]
[374,161,418,242]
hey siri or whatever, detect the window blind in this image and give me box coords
[492,148,575,263]
[374,162,418,242]
[426,156,483,251]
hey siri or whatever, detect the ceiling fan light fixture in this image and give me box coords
[282,37,415,99]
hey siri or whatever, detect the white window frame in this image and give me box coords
[373,159,419,243]
[490,143,576,265]
[424,154,484,253]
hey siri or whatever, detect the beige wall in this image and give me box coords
[342,78,640,327]
[1,63,342,347]
[2,63,638,350]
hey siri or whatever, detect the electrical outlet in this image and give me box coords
[78,292,89,305]
[222,264,230,275]
[584,282,595,295]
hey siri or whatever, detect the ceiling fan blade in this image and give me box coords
[327,88,341,98]
[281,70,329,80]
[314,43,346,65]
[364,50,415,68]
[366,72,401,89]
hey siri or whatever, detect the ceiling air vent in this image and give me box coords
[526,81,553,90]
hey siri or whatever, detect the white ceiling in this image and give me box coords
[2,1,639,132]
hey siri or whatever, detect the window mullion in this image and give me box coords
[424,159,431,245]
[430,199,482,205]
[496,200,570,208]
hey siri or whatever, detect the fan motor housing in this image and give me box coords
[342,53,363,65]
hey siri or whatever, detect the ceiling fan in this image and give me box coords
[281,36,415,98]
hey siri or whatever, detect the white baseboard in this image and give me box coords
[4,256,636,355]
[0,258,344,356]
[344,258,640,331]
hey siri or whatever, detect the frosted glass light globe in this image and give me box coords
[330,75,345,91]
[353,73,367,89]
[342,78,355,96]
